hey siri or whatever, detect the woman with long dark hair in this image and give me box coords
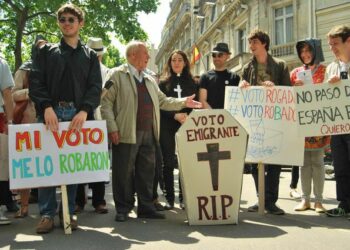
[159,50,198,209]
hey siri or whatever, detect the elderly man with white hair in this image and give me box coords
[101,41,201,222]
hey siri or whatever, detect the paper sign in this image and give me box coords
[294,80,350,136]
[225,86,304,166]
[296,69,313,85]
[8,121,110,189]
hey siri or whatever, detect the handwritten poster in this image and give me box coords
[9,121,110,189]
[225,86,304,166]
[176,110,248,225]
[294,80,350,136]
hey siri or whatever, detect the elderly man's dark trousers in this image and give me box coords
[112,131,156,214]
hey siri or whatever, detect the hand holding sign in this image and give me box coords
[44,107,59,132]
[69,111,87,131]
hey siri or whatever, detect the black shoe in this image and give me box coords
[247,204,259,212]
[6,201,19,212]
[154,202,165,211]
[266,204,285,215]
[115,213,128,222]
[164,201,174,210]
[138,212,165,219]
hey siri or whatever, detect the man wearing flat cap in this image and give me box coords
[199,42,240,109]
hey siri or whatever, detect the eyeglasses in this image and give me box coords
[58,17,77,24]
[212,53,224,58]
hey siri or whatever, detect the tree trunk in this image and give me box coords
[14,7,28,72]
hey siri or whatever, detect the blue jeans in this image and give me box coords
[38,105,77,218]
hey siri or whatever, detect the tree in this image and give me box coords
[0,0,159,71]
[103,45,125,68]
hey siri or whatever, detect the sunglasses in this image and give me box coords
[58,17,77,24]
[212,53,224,58]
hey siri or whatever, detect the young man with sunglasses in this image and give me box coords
[199,43,240,109]
[30,3,102,234]
[240,29,291,215]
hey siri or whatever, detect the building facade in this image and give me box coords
[156,0,350,77]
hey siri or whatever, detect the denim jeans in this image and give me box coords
[38,105,78,218]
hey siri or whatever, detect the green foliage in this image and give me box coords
[103,45,125,68]
[0,0,159,71]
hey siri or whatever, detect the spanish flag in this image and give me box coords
[191,45,201,65]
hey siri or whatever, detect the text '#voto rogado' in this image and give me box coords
[241,88,294,104]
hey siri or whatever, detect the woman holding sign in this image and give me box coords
[159,50,198,210]
[290,38,330,213]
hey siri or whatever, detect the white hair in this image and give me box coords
[125,41,146,59]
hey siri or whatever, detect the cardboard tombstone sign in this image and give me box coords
[176,109,248,225]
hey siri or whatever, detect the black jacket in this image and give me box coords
[159,75,198,128]
[29,38,102,119]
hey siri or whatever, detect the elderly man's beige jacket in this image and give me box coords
[101,64,186,144]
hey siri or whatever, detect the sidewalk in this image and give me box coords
[0,170,348,250]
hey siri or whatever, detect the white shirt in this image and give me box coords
[128,63,144,83]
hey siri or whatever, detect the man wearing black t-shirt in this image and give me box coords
[199,43,240,109]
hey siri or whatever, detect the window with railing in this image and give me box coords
[274,4,293,45]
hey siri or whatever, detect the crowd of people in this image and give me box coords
[0,2,349,235]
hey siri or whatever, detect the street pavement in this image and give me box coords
[0,169,349,250]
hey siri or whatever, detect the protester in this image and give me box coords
[241,29,291,215]
[290,38,330,213]
[12,35,47,219]
[199,42,240,109]
[325,25,350,218]
[159,50,198,210]
[0,57,15,225]
[101,41,202,222]
[75,37,109,214]
[30,3,102,233]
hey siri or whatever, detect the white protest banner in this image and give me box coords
[225,86,304,166]
[176,109,248,225]
[9,121,109,189]
[294,80,350,136]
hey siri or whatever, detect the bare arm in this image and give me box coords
[199,88,212,109]
[3,87,14,121]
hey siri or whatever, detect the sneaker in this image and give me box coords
[289,189,301,199]
[326,207,348,217]
[0,207,11,225]
[266,204,285,215]
[247,203,259,212]
[36,217,54,234]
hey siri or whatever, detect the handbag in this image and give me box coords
[13,71,29,124]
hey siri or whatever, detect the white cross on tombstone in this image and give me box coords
[174,84,182,98]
